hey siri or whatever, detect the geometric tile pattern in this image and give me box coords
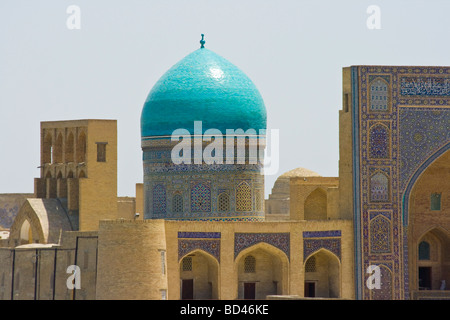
[190,181,211,212]
[142,145,265,221]
[303,238,341,262]
[152,184,166,214]
[236,181,252,212]
[353,66,450,300]
[369,77,389,111]
[369,123,390,159]
[369,215,391,254]
[370,170,390,203]
[178,232,221,239]
[178,239,221,263]
[234,233,290,260]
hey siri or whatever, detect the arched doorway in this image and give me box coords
[19,220,33,245]
[304,249,340,298]
[415,228,450,291]
[179,250,219,300]
[236,244,289,299]
[407,149,450,296]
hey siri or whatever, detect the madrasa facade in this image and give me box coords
[0,37,449,300]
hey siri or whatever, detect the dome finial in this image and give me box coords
[200,34,205,48]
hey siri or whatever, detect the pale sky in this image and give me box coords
[0,0,449,198]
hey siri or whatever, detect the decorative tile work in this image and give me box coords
[172,194,183,213]
[370,215,391,254]
[152,184,166,214]
[400,76,450,96]
[369,77,389,111]
[369,123,390,159]
[369,170,390,203]
[303,230,341,238]
[178,232,221,239]
[236,181,252,212]
[398,107,450,191]
[234,233,290,260]
[178,239,220,262]
[353,66,450,300]
[370,264,393,300]
[218,192,230,212]
[142,146,265,221]
[303,238,341,261]
[190,181,211,212]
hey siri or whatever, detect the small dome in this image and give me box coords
[141,46,267,137]
[269,167,321,200]
[279,167,322,178]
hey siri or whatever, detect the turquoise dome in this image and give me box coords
[141,47,267,137]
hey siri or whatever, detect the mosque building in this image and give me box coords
[0,36,449,300]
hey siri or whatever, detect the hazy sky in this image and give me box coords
[1,0,449,198]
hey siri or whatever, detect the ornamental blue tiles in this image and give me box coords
[352,66,450,300]
[234,233,290,260]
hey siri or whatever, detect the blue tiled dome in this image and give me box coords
[141,47,267,137]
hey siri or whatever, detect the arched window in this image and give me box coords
[369,124,389,159]
[218,192,230,212]
[65,132,75,163]
[370,215,391,253]
[431,193,442,211]
[43,133,52,164]
[173,194,183,213]
[182,256,193,272]
[153,184,167,215]
[255,189,263,212]
[244,255,256,273]
[77,132,86,163]
[370,78,389,111]
[191,181,211,212]
[370,172,389,202]
[236,182,252,212]
[305,256,316,273]
[418,241,430,260]
[53,133,63,163]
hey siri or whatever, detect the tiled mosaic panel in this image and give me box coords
[178,232,221,239]
[152,184,166,214]
[303,238,341,262]
[356,66,450,299]
[172,194,183,213]
[370,265,393,300]
[303,230,341,238]
[400,76,450,96]
[398,107,450,190]
[369,123,390,159]
[234,233,290,260]
[190,181,211,212]
[370,170,390,203]
[370,78,389,111]
[218,192,230,211]
[178,239,221,262]
[236,181,252,212]
[370,215,391,254]
[142,151,265,220]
